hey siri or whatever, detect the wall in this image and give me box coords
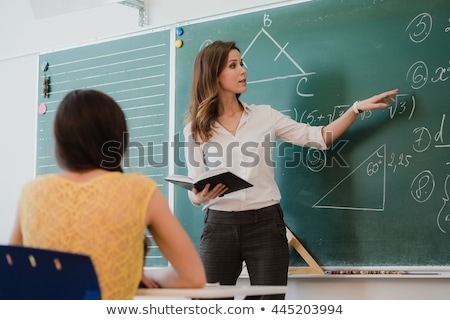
[1,0,449,299]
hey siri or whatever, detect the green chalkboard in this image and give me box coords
[174,0,450,268]
[36,30,171,267]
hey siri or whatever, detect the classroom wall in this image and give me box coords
[1,0,449,299]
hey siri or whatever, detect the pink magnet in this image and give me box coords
[38,103,47,115]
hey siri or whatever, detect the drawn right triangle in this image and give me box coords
[313,144,386,211]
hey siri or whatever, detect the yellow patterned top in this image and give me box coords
[19,172,157,299]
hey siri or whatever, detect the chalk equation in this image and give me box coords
[437,174,450,233]
[413,114,449,153]
[410,113,450,233]
[406,13,450,89]
[295,94,415,126]
[406,60,450,90]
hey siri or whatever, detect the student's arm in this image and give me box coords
[144,188,206,288]
[322,89,398,146]
[9,205,23,245]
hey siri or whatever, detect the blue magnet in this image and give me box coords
[176,27,184,36]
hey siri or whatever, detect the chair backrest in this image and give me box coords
[0,245,101,299]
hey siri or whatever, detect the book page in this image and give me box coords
[166,175,193,183]
[196,167,229,181]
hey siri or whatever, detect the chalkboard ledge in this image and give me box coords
[287,267,450,278]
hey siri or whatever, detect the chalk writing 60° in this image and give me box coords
[366,161,380,176]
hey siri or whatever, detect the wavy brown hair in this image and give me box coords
[185,41,240,143]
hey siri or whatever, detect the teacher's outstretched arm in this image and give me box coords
[321,88,398,147]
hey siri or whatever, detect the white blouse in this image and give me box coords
[183,102,328,211]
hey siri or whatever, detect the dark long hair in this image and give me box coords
[53,89,128,172]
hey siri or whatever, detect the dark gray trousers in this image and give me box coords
[200,204,289,300]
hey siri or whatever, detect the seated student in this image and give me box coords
[9,89,206,299]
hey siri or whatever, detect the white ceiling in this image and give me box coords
[28,0,131,19]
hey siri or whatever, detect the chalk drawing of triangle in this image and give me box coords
[313,144,386,211]
[241,28,315,84]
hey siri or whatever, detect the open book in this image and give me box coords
[165,168,253,195]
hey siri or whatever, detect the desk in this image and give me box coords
[135,285,288,299]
